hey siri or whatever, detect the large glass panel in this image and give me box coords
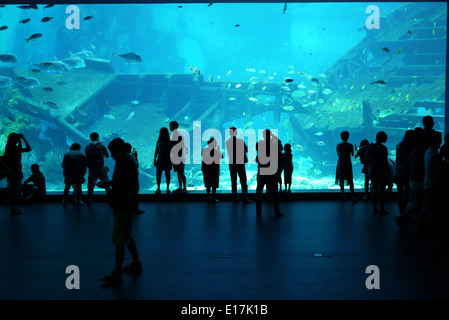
[0,2,446,193]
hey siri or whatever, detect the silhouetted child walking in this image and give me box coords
[335,131,357,203]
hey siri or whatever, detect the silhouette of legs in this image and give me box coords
[230,165,250,203]
[372,182,388,215]
[63,183,82,206]
[284,169,293,194]
[237,168,251,203]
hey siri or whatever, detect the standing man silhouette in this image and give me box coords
[169,121,187,193]
[4,133,32,215]
[97,138,142,286]
[226,127,252,204]
[85,132,111,206]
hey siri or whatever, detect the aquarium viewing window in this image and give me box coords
[0,2,446,194]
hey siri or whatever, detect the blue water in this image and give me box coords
[0,2,446,193]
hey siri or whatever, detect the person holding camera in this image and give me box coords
[3,133,31,215]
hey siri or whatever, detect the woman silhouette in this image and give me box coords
[4,133,32,215]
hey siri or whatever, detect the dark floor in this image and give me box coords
[1,194,449,301]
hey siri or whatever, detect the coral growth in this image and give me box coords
[40,146,67,191]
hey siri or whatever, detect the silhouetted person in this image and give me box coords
[395,130,414,215]
[21,163,46,203]
[440,132,449,200]
[367,131,389,215]
[3,133,31,215]
[62,143,86,207]
[416,131,445,238]
[225,127,251,203]
[355,139,370,200]
[396,127,426,229]
[0,156,11,181]
[255,129,284,218]
[154,127,172,194]
[85,132,111,206]
[97,138,142,286]
[276,137,285,192]
[422,115,436,150]
[202,137,223,203]
[170,121,187,193]
[335,131,357,202]
[283,143,293,193]
[126,142,144,215]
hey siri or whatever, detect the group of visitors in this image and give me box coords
[1,114,447,286]
[337,115,449,237]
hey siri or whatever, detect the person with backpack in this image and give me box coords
[85,132,111,206]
